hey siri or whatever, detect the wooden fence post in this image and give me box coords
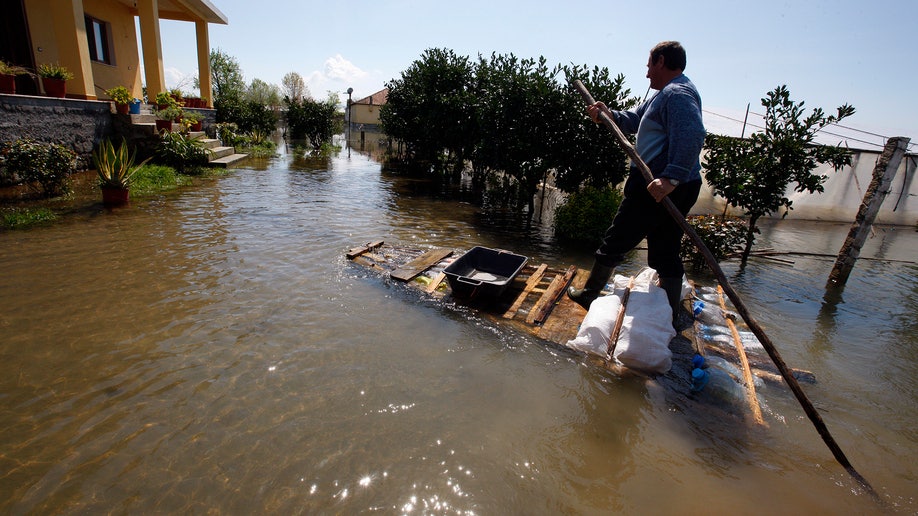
[827,136,910,287]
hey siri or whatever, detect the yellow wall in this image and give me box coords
[23,0,143,101]
[83,0,143,100]
[24,0,61,64]
[352,104,381,126]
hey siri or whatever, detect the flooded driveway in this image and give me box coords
[1,139,915,513]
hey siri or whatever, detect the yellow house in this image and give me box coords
[348,88,387,132]
[1,0,227,104]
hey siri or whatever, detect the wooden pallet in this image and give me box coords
[346,241,592,348]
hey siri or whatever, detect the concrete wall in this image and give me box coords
[692,147,918,226]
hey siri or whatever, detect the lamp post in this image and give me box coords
[346,87,353,143]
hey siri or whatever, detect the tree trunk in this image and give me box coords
[740,215,759,266]
[827,136,910,287]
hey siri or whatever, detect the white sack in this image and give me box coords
[566,268,675,374]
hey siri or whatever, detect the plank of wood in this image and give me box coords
[503,263,548,319]
[346,240,384,259]
[527,265,577,325]
[390,248,453,282]
[535,269,588,344]
[426,271,446,293]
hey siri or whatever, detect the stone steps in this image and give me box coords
[121,105,249,168]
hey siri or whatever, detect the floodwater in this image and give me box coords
[1,137,916,514]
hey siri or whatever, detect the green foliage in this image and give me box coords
[681,215,748,271]
[554,65,635,191]
[285,96,336,149]
[94,139,150,189]
[0,138,77,197]
[380,48,636,225]
[0,59,31,75]
[215,95,277,135]
[381,48,477,172]
[36,63,73,80]
[703,85,855,261]
[155,91,178,107]
[106,86,132,105]
[215,122,241,146]
[473,54,561,215]
[209,48,246,102]
[155,105,183,121]
[1,207,57,229]
[553,185,622,245]
[129,164,190,195]
[155,132,211,173]
[247,78,282,107]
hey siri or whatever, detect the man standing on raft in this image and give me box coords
[567,41,706,329]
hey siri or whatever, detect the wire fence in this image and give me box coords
[702,107,915,154]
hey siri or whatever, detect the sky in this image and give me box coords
[156,0,916,152]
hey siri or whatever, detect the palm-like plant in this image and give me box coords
[94,139,150,189]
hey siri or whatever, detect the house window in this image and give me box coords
[84,15,113,65]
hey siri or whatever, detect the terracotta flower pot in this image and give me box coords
[101,186,129,207]
[0,74,15,94]
[116,102,130,115]
[155,119,173,132]
[41,77,66,98]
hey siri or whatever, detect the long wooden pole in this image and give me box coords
[718,285,765,426]
[571,80,877,496]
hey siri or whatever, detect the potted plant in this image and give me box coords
[169,88,184,106]
[37,63,74,98]
[0,59,31,94]
[106,86,133,114]
[155,91,177,110]
[154,105,183,132]
[94,138,150,207]
[183,111,204,132]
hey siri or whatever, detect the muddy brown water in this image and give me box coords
[1,138,916,514]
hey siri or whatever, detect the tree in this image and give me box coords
[553,65,636,193]
[282,72,309,101]
[247,78,281,108]
[703,85,855,263]
[380,48,477,173]
[209,48,245,102]
[285,96,337,149]
[473,53,564,217]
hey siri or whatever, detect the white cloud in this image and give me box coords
[324,54,367,82]
[302,54,383,101]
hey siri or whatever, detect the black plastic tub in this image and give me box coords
[443,246,528,298]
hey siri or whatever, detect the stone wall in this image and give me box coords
[0,93,114,167]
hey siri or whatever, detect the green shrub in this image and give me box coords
[681,215,748,271]
[155,132,211,173]
[553,185,622,246]
[130,164,190,195]
[0,138,77,197]
[215,96,277,135]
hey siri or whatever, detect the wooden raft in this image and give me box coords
[347,241,591,347]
